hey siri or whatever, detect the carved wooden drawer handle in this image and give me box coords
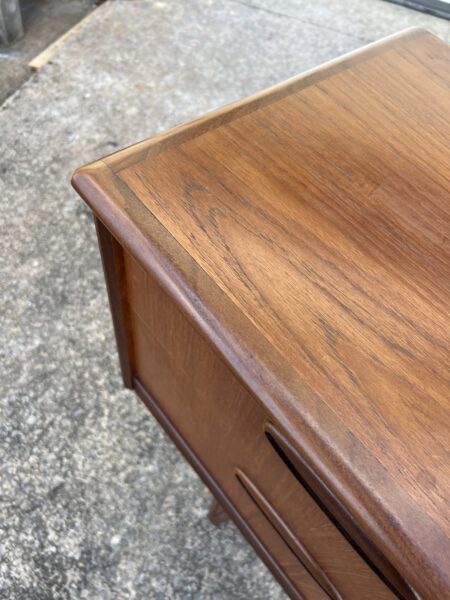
[264,423,417,600]
[236,467,343,600]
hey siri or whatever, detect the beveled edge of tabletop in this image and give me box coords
[75,26,432,176]
[71,27,450,600]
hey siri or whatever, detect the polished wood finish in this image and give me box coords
[95,217,134,388]
[72,29,450,600]
[127,252,396,599]
[133,379,325,600]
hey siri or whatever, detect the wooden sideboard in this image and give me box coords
[72,28,450,600]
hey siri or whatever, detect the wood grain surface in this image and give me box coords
[72,28,450,600]
[125,251,396,599]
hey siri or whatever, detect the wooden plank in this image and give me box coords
[29,2,103,71]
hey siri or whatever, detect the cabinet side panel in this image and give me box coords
[123,250,396,600]
[95,217,134,388]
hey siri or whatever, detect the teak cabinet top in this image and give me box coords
[73,29,450,599]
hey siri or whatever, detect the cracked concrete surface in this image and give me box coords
[0,1,449,598]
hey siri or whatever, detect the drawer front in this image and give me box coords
[124,252,396,600]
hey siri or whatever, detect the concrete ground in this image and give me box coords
[0,1,448,599]
[0,0,98,105]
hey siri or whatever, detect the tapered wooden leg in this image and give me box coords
[208,497,230,526]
